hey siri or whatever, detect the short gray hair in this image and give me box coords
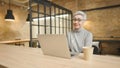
[73,11,87,20]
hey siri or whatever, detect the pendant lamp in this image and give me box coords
[26,13,33,23]
[5,0,15,21]
[26,13,30,22]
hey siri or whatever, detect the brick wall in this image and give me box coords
[0,4,29,41]
[78,0,120,55]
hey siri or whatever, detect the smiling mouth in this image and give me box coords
[74,24,79,26]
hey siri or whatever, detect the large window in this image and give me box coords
[32,14,72,38]
[29,0,72,47]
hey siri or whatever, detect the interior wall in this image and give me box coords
[84,7,120,37]
[77,0,120,38]
[78,0,120,10]
[77,0,120,55]
[52,0,78,12]
[0,4,29,41]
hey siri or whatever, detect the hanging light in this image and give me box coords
[26,13,33,23]
[26,13,30,22]
[5,0,15,21]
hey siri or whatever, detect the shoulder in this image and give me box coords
[82,28,93,36]
[67,31,73,37]
[67,31,74,35]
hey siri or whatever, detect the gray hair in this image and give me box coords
[73,11,87,20]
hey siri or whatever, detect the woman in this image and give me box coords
[67,11,93,53]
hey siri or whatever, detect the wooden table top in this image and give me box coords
[0,44,120,68]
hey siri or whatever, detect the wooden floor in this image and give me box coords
[0,44,120,68]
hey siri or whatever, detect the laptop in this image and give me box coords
[38,34,77,59]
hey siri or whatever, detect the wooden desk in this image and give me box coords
[0,44,120,68]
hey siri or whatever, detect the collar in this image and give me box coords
[73,27,84,33]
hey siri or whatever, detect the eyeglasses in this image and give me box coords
[72,18,85,22]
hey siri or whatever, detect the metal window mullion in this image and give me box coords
[44,4,46,34]
[50,5,52,34]
[54,6,56,34]
[37,3,40,34]
[68,13,71,32]
[58,8,60,34]
[62,10,64,34]
[65,12,68,34]
[29,0,33,47]
[67,12,69,34]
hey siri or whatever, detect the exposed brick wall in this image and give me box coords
[78,0,120,10]
[84,7,120,37]
[78,0,120,55]
[52,0,78,12]
[0,4,29,41]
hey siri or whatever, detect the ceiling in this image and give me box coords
[1,0,52,9]
[0,0,29,8]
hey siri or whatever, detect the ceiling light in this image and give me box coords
[26,13,33,23]
[5,0,15,21]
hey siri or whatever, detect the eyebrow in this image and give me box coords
[72,18,84,20]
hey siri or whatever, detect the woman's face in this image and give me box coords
[73,15,85,30]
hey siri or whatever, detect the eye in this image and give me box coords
[77,19,82,22]
[72,18,82,22]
